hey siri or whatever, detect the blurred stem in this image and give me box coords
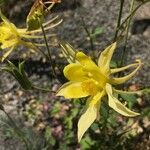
[33,85,55,93]
[119,0,135,67]
[33,44,49,59]
[80,17,96,60]
[114,0,124,42]
[2,109,31,150]
[40,21,59,81]
[117,0,150,39]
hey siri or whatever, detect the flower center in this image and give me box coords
[81,79,99,95]
[86,70,108,89]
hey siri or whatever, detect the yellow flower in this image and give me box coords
[57,42,142,142]
[0,11,62,61]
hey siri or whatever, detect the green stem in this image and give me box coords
[114,0,124,42]
[33,44,49,59]
[119,0,135,67]
[117,0,150,38]
[40,21,60,81]
[32,85,56,93]
[80,17,96,60]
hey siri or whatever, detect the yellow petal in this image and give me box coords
[56,81,90,99]
[0,10,18,35]
[87,91,105,106]
[98,42,117,73]
[78,92,104,142]
[0,10,11,25]
[110,60,142,84]
[111,61,140,74]
[63,63,87,81]
[76,52,108,86]
[78,106,97,142]
[76,52,98,70]
[1,39,17,49]
[106,84,140,117]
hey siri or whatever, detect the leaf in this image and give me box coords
[110,60,118,68]
[80,136,96,150]
[120,93,137,108]
[90,123,99,131]
[108,115,118,127]
[44,127,56,146]
[90,27,104,38]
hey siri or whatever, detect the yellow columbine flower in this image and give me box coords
[57,42,142,142]
[0,11,62,61]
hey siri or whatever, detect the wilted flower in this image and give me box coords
[57,42,142,141]
[0,11,62,61]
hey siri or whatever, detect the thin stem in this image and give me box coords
[114,0,124,42]
[40,21,59,81]
[80,16,96,60]
[117,0,150,37]
[32,85,56,93]
[119,0,135,67]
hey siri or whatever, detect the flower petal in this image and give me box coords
[110,60,142,84]
[98,42,117,73]
[76,52,108,85]
[78,92,104,142]
[56,81,90,99]
[63,63,87,81]
[76,52,98,70]
[106,84,140,117]
[111,61,140,74]
[1,40,17,49]
[78,106,97,142]
[0,10,18,34]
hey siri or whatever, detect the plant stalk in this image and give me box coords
[40,22,59,81]
[119,0,135,67]
[114,0,124,42]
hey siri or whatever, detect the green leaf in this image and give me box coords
[80,136,96,150]
[110,60,118,68]
[91,123,99,131]
[108,115,118,127]
[90,27,104,38]
[44,127,56,146]
[120,93,137,108]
